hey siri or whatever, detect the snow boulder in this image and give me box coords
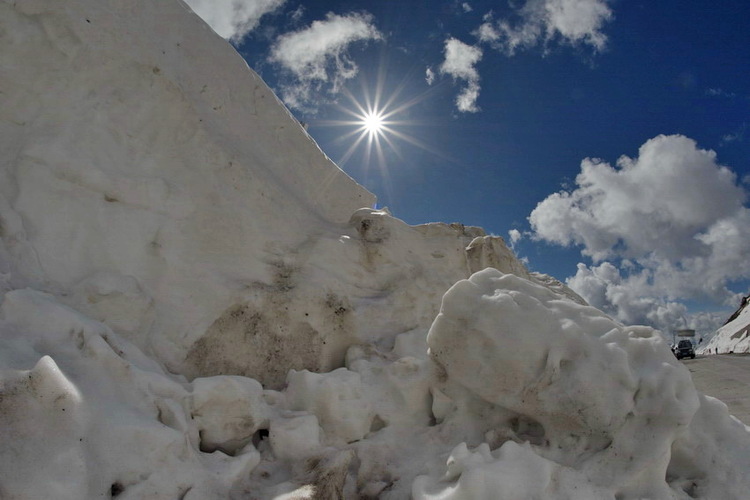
[424,268,716,498]
[190,375,270,455]
[285,368,373,445]
[0,289,262,498]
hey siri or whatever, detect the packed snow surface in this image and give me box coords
[1,0,750,498]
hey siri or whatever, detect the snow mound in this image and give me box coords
[1,0,750,498]
[424,269,750,499]
[1,0,528,387]
[5,271,749,498]
[1,0,370,376]
[0,289,259,498]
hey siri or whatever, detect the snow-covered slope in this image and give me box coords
[700,295,750,354]
[1,0,522,387]
[1,0,378,378]
[2,0,750,498]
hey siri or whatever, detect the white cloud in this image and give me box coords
[441,0,612,114]
[268,12,382,111]
[440,38,482,81]
[706,88,737,99]
[455,81,481,113]
[509,229,522,245]
[477,0,613,55]
[289,5,305,23]
[462,3,473,13]
[567,263,728,337]
[475,20,503,44]
[721,122,747,145]
[439,38,483,113]
[184,0,286,43]
[530,135,746,261]
[425,67,435,86]
[531,134,750,335]
[544,0,612,49]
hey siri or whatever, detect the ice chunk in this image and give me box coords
[191,375,269,455]
[0,356,88,498]
[285,368,373,444]
[412,442,553,499]
[270,414,322,461]
[426,268,701,497]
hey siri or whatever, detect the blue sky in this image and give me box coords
[185,0,750,338]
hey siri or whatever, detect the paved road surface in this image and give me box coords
[683,354,750,425]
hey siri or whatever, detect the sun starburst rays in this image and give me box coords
[326,89,424,168]
[362,110,385,135]
[307,65,449,203]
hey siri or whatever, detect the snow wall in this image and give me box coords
[1,0,750,498]
[699,296,750,354]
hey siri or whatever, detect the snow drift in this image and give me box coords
[1,0,750,498]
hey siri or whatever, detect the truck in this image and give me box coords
[673,339,695,360]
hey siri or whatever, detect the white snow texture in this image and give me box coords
[0,0,749,498]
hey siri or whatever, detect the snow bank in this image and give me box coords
[0,289,260,498]
[4,271,749,498]
[699,296,750,354]
[422,269,750,499]
[1,0,528,387]
[1,0,376,380]
[2,0,750,498]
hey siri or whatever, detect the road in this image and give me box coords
[683,354,750,425]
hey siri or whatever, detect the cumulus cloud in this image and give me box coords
[184,0,285,43]
[475,20,503,44]
[567,263,729,337]
[530,134,750,335]
[437,0,612,114]
[439,38,483,113]
[530,135,746,262]
[477,0,613,55]
[455,81,481,113]
[462,3,473,13]
[268,12,382,111]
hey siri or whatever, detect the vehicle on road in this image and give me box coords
[673,339,696,359]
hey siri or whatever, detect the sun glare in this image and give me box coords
[310,66,443,199]
[362,110,385,136]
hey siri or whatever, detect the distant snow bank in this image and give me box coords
[700,296,750,354]
[1,0,750,498]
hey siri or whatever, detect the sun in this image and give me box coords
[362,110,385,136]
[308,66,442,196]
